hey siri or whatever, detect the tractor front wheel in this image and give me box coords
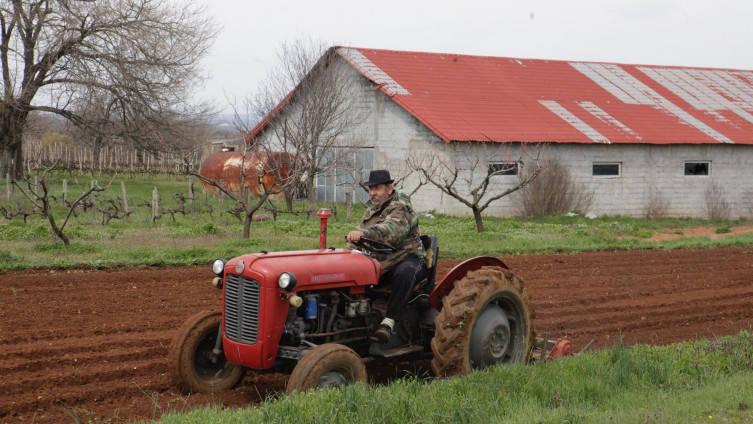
[169,310,245,393]
[431,266,534,377]
[286,343,367,394]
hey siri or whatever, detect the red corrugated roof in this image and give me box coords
[336,47,753,145]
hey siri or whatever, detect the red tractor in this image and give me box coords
[169,210,535,394]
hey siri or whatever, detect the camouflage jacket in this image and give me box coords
[353,191,425,274]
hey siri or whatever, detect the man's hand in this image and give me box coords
[346,230,365,243]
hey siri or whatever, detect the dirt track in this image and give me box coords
[2,247,753,423]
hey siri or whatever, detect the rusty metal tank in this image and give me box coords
[199,151,293,199]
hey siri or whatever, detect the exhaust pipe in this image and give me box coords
[317,208,332,249]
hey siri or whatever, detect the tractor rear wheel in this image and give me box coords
[286,343,367,394]
[431,266,534,377]
[169,310,245,393]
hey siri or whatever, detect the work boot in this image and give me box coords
[375,318,394,343]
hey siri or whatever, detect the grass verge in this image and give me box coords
[151,331,753,423]
[2,171,753,270]
[2,211,753,270]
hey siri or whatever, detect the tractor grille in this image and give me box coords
[224,274,260,344]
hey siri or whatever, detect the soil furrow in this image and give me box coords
[1,248,751,423]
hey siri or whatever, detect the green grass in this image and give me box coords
[151,332,753,423]
[716,226,732,234]
[2,171,753,270]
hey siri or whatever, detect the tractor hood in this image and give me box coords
[225,248,380,293]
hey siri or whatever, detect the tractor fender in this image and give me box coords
[428,256,509,311]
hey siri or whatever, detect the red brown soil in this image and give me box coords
[2,247,753,423]
[646,225,753,242]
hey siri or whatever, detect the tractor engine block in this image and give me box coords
[280,290,381,347]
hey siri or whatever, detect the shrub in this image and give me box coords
[644,189,671,219]
[515,158,593,216]
[705,182,730,220]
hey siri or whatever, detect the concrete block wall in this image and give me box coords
[267,57,753,220]
[558,143,753,219]
[360,86,753,219]
[403,142,753,219]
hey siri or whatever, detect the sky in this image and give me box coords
[197,0,753,112]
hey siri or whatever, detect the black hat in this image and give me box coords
[364,170,393,187]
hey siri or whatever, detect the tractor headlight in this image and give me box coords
[212,259,227,276]
[278,272,297,292]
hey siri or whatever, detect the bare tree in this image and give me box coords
[243,40,368,212]
[142,110,213,174]
[336,153,426,207]
[69,91,121,170]
[14,158,114,245]
[408,142,542,232]
[0,0,218,178]
[186,138,302,239]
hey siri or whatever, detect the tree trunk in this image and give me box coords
[7,132,25,180]
[242,192,270,238]
[46,204,71,245]
[0,151,8,179]
[0,109,30,180]
[40,180,70,245]
[243,213,252,239]
[92,136,103,172]
[6,126,24,181]
[284,186,294,212]
[307,173,317,215]
[472,206,485,232]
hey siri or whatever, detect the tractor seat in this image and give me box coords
[418,234,439,291]
[369,234,439,295]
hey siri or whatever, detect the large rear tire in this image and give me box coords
[431,267,535,377]
[286,343,367,395]
[169,310,245,393]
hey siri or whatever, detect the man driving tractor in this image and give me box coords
[346,170,427,343]
[171,171,535,395]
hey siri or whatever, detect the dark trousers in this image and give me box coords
[379,256,427,320]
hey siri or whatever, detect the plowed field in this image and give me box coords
[2,247,753,423]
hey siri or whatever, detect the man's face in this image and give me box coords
[368,183,393,208]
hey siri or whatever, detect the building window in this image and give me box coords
[684,161,710,176]
[316,147,374,203]
[489,161,519,176]
[592,162,621,178]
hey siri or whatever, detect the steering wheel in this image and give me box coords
[349,236,397,254]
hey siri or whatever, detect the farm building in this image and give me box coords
[250,47,753,219]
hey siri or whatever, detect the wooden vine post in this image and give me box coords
[188,176,195,212]
[32,176,38,212]
[121,181,130,222]
[151,187,159,223]
[91,180,96,221]
[346,191,352,219]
